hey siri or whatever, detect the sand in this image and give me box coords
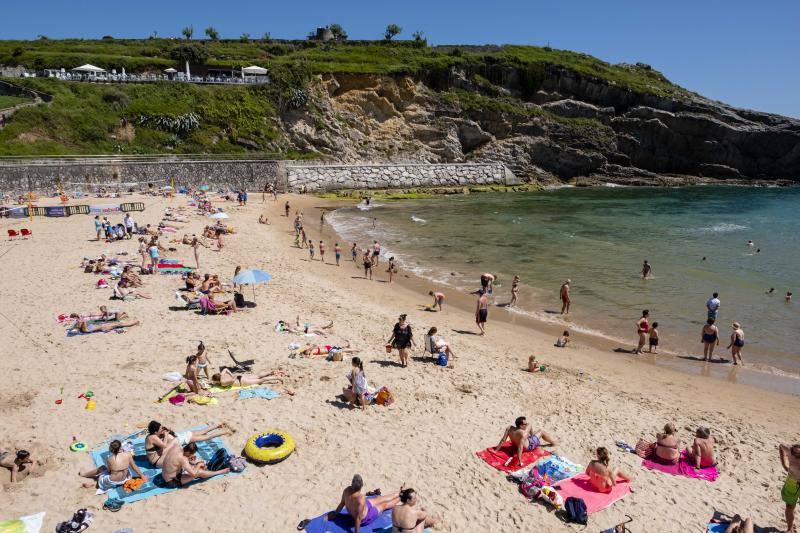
[1,192,798,532]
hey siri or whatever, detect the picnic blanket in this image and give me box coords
[476,443,551,472]
[555,474,631,514]
[510,454,582,483]
[89,425,238,504]
[302,504,430,533]
[238,386,280,400]
[0,512,45,533]
[642,450,719,482]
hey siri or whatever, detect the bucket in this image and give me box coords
[385,344,392,353]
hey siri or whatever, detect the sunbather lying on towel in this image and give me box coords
[210,368,287,387]
[161,441,229,488]
[70,315,140,333]
[724,514,754,533]
[586,447,632,493]
[80,440,147,489]
[277,316,334,335]
[495,416,558,466]
[0,448,37,483]
[290,341,359,358]
[327,474,402,528]
[145,421,231,467]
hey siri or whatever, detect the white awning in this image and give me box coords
[242,65,268,75]
[164,67,178,73]
[72,64,106,73]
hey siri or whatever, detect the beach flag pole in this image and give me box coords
[27,191,33,220]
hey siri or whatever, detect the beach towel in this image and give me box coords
[238,386,280,400]
[555,474,631,514]
[158,267,195,274]
[90,425,239,504]
[642,451,719,482]
[158,382,255,403]
[302,504,431,533]
[476,443,551,472]
[0,512,45,533]
[510,454,583,484]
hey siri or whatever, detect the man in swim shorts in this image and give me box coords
[161,442,229,488]
[494,416,558,468]
[475,290,489,335]
[429,291,445,312]
[779,443,800,532]
[328,474,402,531]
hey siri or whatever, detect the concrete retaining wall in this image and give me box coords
[285,162,518,191]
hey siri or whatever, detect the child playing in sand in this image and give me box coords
[648,322,659,353]
[554,331,570,348]
[527,355,547,373]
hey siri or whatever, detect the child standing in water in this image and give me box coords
[648,322,660,353]
[334,243,342,266]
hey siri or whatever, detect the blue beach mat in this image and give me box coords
[238,386,280,400]
[303,505,430,533]
[90,425,239,504]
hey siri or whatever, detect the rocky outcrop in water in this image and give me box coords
[278,67,800,184]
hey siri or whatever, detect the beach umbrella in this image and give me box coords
[208,212,229,219]
[233,269,272,300]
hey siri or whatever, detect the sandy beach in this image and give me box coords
[2,191,798,532]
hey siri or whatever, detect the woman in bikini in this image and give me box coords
[195,341,212,380]
[144,421,176,467]
[210,368,287,387]
[71,315,140,334]
[654,423,681,465]
[634,310,650,354]
[586,447,631,493]
[79,439,147,489]
[726,322,745,366]
[392,488,440,532]
[290,341,359,358]
[701,318,720,362]
[0,448,36,483]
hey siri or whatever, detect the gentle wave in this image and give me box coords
[693,223,748,234]
[411,215,426,224]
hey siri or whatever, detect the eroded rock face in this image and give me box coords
[278,71,800,183]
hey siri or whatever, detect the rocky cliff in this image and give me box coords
[279,67,800,185]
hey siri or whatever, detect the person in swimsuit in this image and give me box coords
[509,275,520,307]
[642,260,652,279]
[334,243,342,266]
[494,416,558,468]
[779,443,800,532]
[372,241,381,265]
[320,241,327,263]
[327,474,402,531]
[386,257,398,283]
[701,318,720,362]
[554,330,570,348]
[648,322,659,354]
[586,447,631,493]
[99,305,128,322]
[388,314,415,367]
[351,242,358,263]
[686,427,716,469]
[480,273,496,294]
[724,514,755,533]
[476,290,489,336]
[308,240,315,260]
[161,441,229,489]
[70,315,140,334]
[392,488,440,533]
[194,341,212,380]
[634,310,650,354]
[560,279,571,315]
[284,201,290,217]
[211,368,286,387]
[144,421,176,467]
[79,439,147,489]
[429,291,445,312]
[363,251,373,280]
[654,423,681,465]
[342,357,368,410]
[0,448,36,483]
[727,322,745,366]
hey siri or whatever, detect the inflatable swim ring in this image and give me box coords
[70,441,87,452]
[243,430,295,464]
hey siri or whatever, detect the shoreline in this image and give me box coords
[309,194,800,396]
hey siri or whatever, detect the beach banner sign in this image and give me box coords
[88,204,123,214]
[121,202,145,212]
[45,206,69,217]
[67,205,90,215]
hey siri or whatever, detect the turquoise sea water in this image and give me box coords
[328,186,800,376]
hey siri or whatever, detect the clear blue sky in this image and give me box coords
[5,0,800,117]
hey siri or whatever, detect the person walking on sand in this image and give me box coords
[301,228,307,248]
[779,443,800,533]
[634,310,650,354]
[429,291,445,312]
[94,215,103,241]
[387,256,398,283]
[707,292,721,320]
[138,237,148,271]
[388,314,415,367]
[476,290,489,335]
[560,279,571,315]
[648,322,659,354]
[319,241,326,263]
[191,235,208,269]
[727,322,745,366]
[334,243,342,266]
[308,240,315,261]
[284,201,290,217]
[701,318,720,362]
[351,242,358,263]
[372,241,381,266]
[510,275,520,307]
[642,260,653,279]
[363,250,373,280]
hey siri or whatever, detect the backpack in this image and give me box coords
[228,455,247,473]
[207,448,231,471]
[436,352,449,366]
[564,496,588,525]
[234,292,245,308]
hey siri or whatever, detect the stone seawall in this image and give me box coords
[285,163,518,192]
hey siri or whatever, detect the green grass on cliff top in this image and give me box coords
[0,39,687,98]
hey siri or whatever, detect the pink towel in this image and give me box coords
[555,474,631,514]
[642,450,719,482]
[476,443,550,472]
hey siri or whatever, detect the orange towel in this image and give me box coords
[123,477,145,492]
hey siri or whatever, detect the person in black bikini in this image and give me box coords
[387,314,415,367]
[701,318,720,362]
[392,488,440,532]
[727,322,745,366]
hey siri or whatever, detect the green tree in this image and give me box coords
[411,30,427,48]
[329,24,348,41]
[384,24,402,41]
[182,25,194,40]
[239,33,251,43]
[205,27,219,41]
[170,43,209,65]
[262,32,271,40]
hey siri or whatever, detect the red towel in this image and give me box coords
[158,263,184,268]
[555,474,631,514]
[476,443,550,472]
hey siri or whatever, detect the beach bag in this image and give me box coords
[234,292,245,308]
[564,497,588,525]
[228,455,247,473]
[436,352,449,366]
[207,448,231,471]
[374,387,395,406]
[635,439,655,459]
